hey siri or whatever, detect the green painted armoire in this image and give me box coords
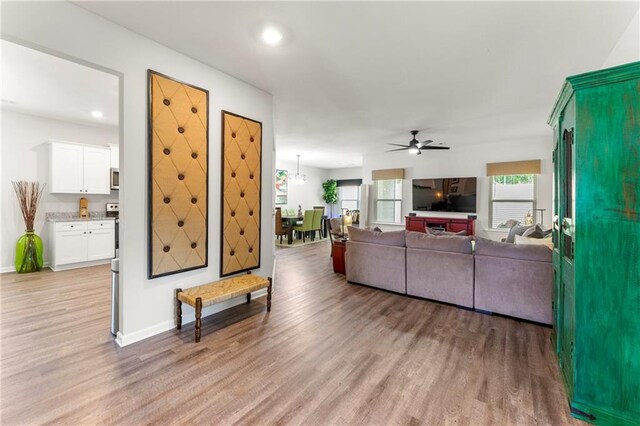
[548,61,640,425]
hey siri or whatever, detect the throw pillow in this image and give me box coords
[506,224,533,243]
[425,227,466,236]
[515,234,553,250]
[522,224,547,239]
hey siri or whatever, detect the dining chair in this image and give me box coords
[311,209,323,240]
[274,207,288,244]
[293,210,315,242]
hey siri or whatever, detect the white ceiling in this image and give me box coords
[78,2,637,168]
[1,40,119,128]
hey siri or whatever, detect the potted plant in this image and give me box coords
[322,179,338,217]
[12,181,45,273]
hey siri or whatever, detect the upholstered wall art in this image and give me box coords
[147,70,209,279]
[221,111,262,277]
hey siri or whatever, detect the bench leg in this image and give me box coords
[246,292,251,304]
[267,277,272,312]
[175,288,182,330]
[195,297,202,343]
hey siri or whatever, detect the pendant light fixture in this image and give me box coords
[290,154,307,184]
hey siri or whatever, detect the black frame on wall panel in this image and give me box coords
[220,110,263,277]
[146,69,210,279]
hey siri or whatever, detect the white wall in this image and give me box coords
[326,166,363,181]
[0,110,119,271]
[275,158,327,212]
[1,2,275,346]
[602,10,640,68]
[360,137,553,240]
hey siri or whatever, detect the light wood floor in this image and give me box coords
[1,241,583,425]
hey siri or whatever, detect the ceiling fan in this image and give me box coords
[386,130,450,155]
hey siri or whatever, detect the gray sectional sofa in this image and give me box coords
[345,227,553,324]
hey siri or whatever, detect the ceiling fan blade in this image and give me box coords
[387,143,410,148]
[419,146,450,150]
[420,139,435,146]
[386,148,409,152]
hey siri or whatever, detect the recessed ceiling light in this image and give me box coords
[262,27,283,46]
[91,111,104,118]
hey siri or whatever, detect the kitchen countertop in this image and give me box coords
[46,212,116,223]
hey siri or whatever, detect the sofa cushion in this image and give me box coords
[348,226,405,247]
[475,237,551,262]
[515,234,554,250]
[406,231,472,254]
[506,224,534,243]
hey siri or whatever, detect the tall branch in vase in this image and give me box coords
[12,181,45,273]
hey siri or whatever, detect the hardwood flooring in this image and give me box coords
[0,241,583,425]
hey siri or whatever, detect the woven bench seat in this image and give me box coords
[175,274,272,342]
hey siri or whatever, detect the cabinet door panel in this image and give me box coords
[83,147,111,194]
[54,231,87,265]
[50,143,84,194]
[87,229,115,261]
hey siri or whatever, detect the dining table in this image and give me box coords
[281,215,302,244]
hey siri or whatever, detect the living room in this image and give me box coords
[1,1,638,425]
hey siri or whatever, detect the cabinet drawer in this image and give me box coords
[54,222,88,232]
[88,220,115,230]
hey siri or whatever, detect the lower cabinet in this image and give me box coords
[50,220,115,270]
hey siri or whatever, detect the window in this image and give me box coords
[490,174,536,228]
[374,179,403,223]
[339,185,359,211]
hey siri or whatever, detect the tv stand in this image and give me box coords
[405,215,476,235]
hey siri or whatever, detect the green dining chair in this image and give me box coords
[293,210,315,242]
[311,209,323,240]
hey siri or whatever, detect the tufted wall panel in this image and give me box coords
[221,111,262,277]
[148,70,209,278]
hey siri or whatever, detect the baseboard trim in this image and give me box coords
[115,288,269,347]
[1,262,50,274]
[115,320,174,347]
[49,259,111,272]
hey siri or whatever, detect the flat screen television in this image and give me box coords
[412,177,477,213]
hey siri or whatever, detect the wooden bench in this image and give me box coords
[175,274,272,342]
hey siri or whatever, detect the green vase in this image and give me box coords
[15,231,43,273]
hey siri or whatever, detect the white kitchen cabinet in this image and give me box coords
[87,222,116,261]
[50,220,115,270]
[49,142,84,194]
[83,146,111,194]
[49,141,111,194]
[109,146,119,168]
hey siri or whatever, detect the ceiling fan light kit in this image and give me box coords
[386,130,450,155]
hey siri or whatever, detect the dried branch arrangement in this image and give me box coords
[12,181,45,231]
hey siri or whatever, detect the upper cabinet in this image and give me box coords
[49,141,111,194]
[109,146,119,169]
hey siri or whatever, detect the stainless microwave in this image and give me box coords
[110,168,119,190]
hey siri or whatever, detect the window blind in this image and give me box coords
[486,160,541,176]
[371,168,404,180]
